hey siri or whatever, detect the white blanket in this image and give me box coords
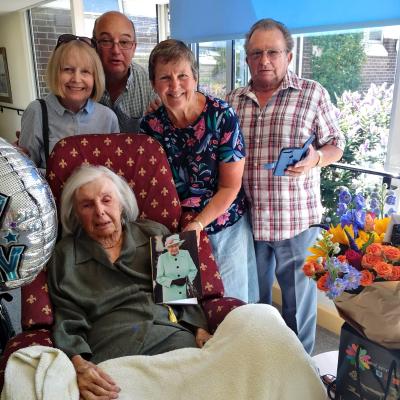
[1,304,326,400]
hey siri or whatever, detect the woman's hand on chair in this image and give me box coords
[72,355,120,399]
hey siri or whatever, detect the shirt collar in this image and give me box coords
[241,69,302,100]
[126,62,135,89]
[74,221,149,265]
[47,93,94,116]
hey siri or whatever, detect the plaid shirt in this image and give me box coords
[100,61,156,132]
[227,70,345,241]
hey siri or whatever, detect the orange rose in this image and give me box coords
[382,245,400,262]
[387,266,400,281]
[303,261,317,277]
[362,254,383,268]
[365,243,383,256]
[317,273,329,292]
[360,270,375,286]
[373,261,393,278]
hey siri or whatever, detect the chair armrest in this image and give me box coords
[202,297,246,334]
[0,329,53,389]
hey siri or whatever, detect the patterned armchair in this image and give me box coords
[0,133,244,387]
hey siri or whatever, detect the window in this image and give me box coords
[193,26,400,214]
[198,41,228,98]
[28,0,164,97]
[29,0,73,97]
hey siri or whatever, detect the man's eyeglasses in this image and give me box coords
[56,34,95,50]
[248,49,287,61]
[96,39,135,50]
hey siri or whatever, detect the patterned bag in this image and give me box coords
[336,323,400,400]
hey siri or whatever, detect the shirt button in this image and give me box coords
[177,274,181,277]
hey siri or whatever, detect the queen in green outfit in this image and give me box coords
[156,234,198,302]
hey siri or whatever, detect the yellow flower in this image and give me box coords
[306,246,327,261]
[329,224,352,246]
[374,217,390,237]
[355,230,371,249]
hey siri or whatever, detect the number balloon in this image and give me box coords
[0,138,57,291]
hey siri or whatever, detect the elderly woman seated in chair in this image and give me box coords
[48,165,211,398]
[47,165,326,400]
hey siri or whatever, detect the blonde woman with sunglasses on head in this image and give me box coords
[19,34,119,172]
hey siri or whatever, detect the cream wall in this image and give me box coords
[0,11,36,143]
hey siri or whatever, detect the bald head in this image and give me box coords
[93,11,137,81]
[93,11,136,42]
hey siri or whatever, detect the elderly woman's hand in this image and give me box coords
[72,355,120,400]
[195,328,212,348]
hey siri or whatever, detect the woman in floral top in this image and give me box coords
[140,39,258,303]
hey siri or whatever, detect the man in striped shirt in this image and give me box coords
[227,18,345,354]
[93,11,156,132]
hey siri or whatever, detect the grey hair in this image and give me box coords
[148,39,198,82]
[60,165,139,236]
[244,18,294,53]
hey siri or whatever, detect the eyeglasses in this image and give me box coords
[56,34,95,49]
[247,49,287,61]
[96,39,135,50]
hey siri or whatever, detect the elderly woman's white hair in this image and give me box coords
[60,165,139,236]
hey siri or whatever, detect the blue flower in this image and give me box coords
[337,202,347,216]
[340,210,354,227]
[387,208,396,216]
[339,190,352,204]
[345,268,362,290]
[353,209,366,231]
[369,198,379,209]
[353,194,366,210]
[327,277,347,299]
[386,195,396,206]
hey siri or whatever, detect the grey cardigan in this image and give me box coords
[48,219,207,363]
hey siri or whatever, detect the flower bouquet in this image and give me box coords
[303,185,400,348]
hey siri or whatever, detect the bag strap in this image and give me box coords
[38,99,49,162]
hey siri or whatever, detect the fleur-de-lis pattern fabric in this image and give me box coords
[21,267,53,329]
[0,133,245,388]
[47,133,181,232]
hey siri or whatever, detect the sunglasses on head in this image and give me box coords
[55,34,96,50]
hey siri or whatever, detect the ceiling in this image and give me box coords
[0,0,49,15]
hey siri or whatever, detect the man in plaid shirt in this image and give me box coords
[93,11,156,133]
[227,18,345,354]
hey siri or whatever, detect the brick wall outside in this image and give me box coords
[360,38,398,91]
[299,36,397,94]
[30,8,73,97]
[30,7,158,97]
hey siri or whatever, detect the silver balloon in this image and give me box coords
[0,138,57,291]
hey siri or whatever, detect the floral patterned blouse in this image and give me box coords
[140,94,247,234]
